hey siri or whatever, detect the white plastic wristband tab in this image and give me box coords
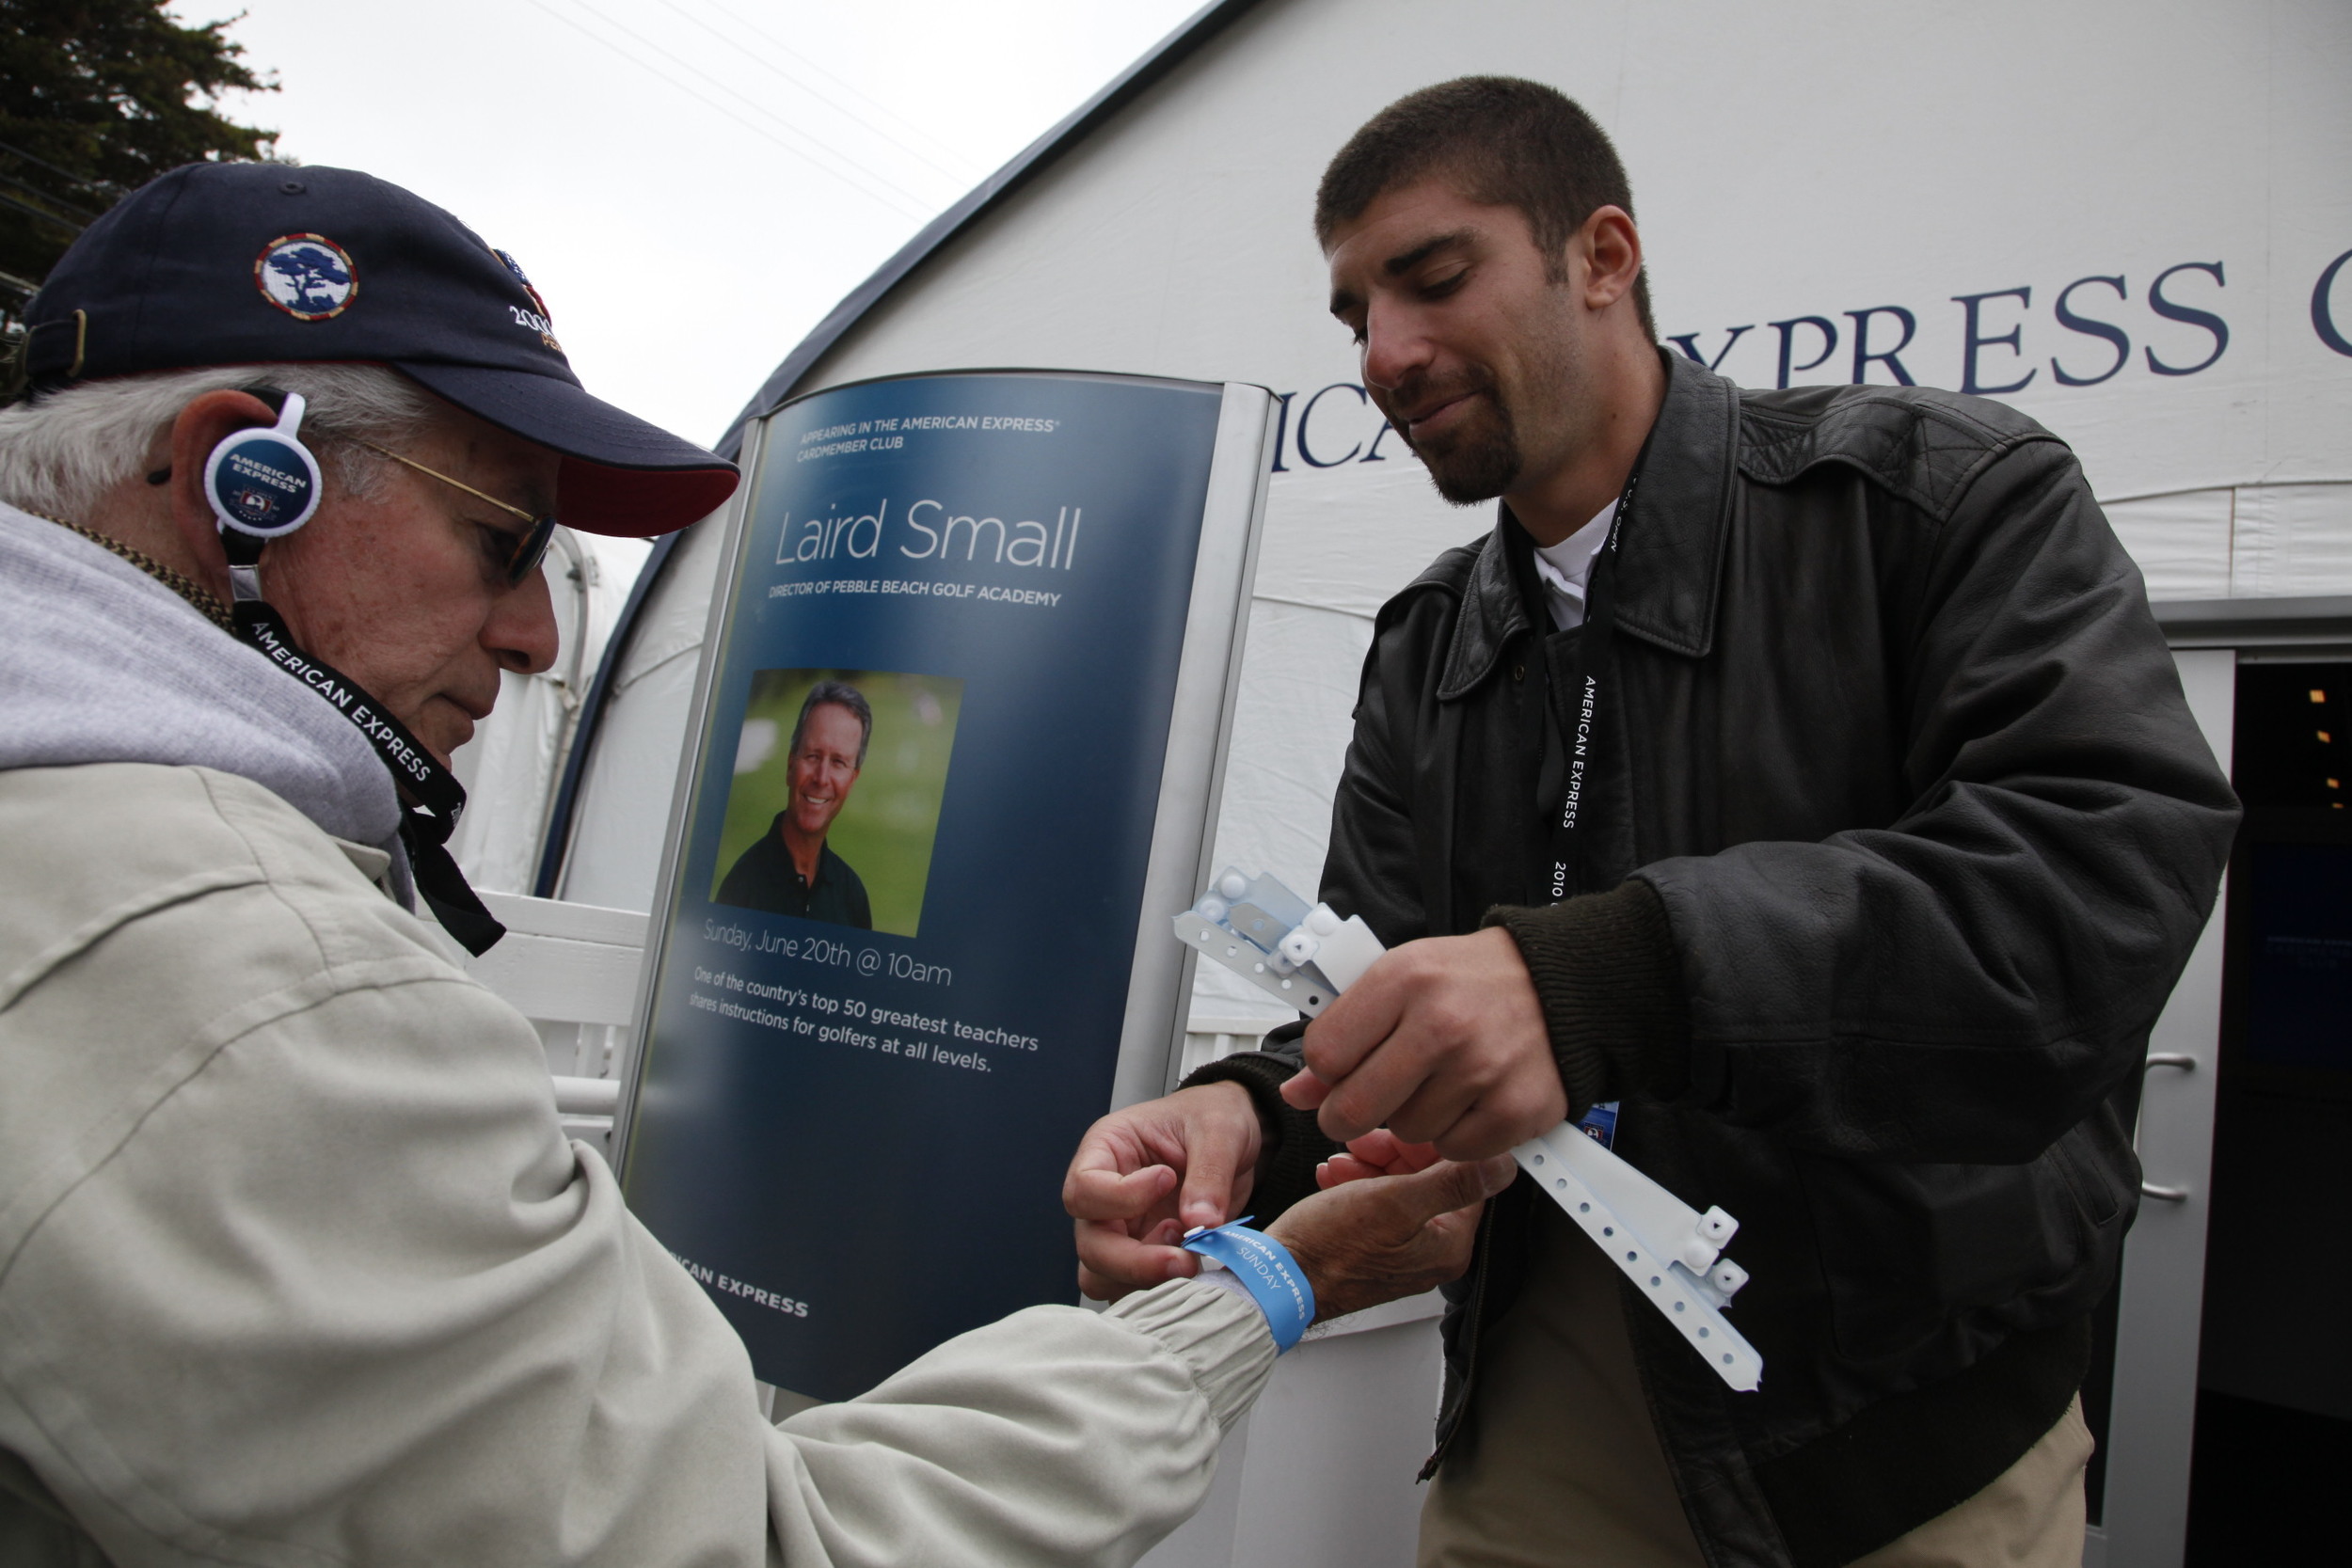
[1180,1218,1315,1353]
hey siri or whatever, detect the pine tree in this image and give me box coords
[0,0,279,326]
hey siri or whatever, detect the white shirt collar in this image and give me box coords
[1529,498,1617,631]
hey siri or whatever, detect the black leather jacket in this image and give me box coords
[1207,354,2237,1567]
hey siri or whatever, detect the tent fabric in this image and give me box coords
[544,0,2349,1037]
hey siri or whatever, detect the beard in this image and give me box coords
[1395,375,1523,505]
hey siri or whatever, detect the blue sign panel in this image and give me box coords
[623,371,1228,1400]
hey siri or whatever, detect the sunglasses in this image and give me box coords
[354,438,558,588]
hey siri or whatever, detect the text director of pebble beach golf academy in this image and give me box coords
[0,160,1519,1567]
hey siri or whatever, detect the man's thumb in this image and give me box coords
[1175,1136,1246,1228]
[1390,1153,1518,1221]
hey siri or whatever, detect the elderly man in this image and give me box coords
[0,162,1514,1567]
[718,681,876,927]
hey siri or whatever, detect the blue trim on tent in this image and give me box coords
[531,0,1269,898]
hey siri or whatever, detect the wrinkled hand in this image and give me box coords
[1268,1151,1518,1323]
[1065,1083,1262,1302]
[1281,927,1565,1160]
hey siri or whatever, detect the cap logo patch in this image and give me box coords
[491,245,564,354]
[255,233,357,321]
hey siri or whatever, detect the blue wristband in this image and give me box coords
[1180,1218,1316,1353]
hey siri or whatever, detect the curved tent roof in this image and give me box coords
[534,0,1269,892]
[543,0,2352,928]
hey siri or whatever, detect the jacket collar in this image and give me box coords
[1437,351,1740,700]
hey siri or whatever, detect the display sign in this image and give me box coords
[619,371,1273,1400]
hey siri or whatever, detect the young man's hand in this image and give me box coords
[1313,1127,1444,1188]
[1282,927,1566,1159]
[1064,1083,1263,1301]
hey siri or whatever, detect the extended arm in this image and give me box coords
[0,866,1268,1568]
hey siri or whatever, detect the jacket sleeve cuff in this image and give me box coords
[1103,1277,1277,1432]
[1178,1037,1340,1223]
[1484,879,1692,1115]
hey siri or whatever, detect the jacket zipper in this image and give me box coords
[1419,1195,1501,1480]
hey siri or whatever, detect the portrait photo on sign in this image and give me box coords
[711,669,962,938]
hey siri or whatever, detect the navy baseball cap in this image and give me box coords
[15,161,737,536]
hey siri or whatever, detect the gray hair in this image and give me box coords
[0,362,444,520]
[790,680,873,768]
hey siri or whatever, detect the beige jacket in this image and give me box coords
[0,762,1272,1566]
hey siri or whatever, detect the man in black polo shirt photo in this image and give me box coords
[716,679,875,928]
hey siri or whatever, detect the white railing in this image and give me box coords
[461,895,1295,1152]
[466,891,645,1154]
[1176,1014,1283,1081]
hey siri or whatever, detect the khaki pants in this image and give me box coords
[1419,1203,2092,1568]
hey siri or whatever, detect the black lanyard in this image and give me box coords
[1525,458,1644,907]
[230,594,507,956]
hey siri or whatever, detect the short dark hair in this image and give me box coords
[1314,76,1656,342]
[790,680,872,768]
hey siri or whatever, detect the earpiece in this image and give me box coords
[203,388,322,539]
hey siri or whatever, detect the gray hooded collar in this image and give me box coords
[0,502,405,855]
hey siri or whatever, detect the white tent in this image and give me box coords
[461,3,2350,1563]
[549,0,2349,928]
[444,527,647,895]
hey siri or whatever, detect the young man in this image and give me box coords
[1066,78,2238,1567]
[0,160,1515,1566]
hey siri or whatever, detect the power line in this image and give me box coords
[0,138,121,199]
[560,0,943,212]
[0,189,87,235]
[520,0,930,222]
[649,0,976,187]
[657,0,980,186]
[533,0,943,219]
[0,168,97,226]
[700,0,973,167]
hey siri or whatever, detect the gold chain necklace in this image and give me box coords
[25,510,237,635]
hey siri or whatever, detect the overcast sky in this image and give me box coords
[198,0,1206,449]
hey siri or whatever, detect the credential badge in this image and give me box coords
[254,233,358,321]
